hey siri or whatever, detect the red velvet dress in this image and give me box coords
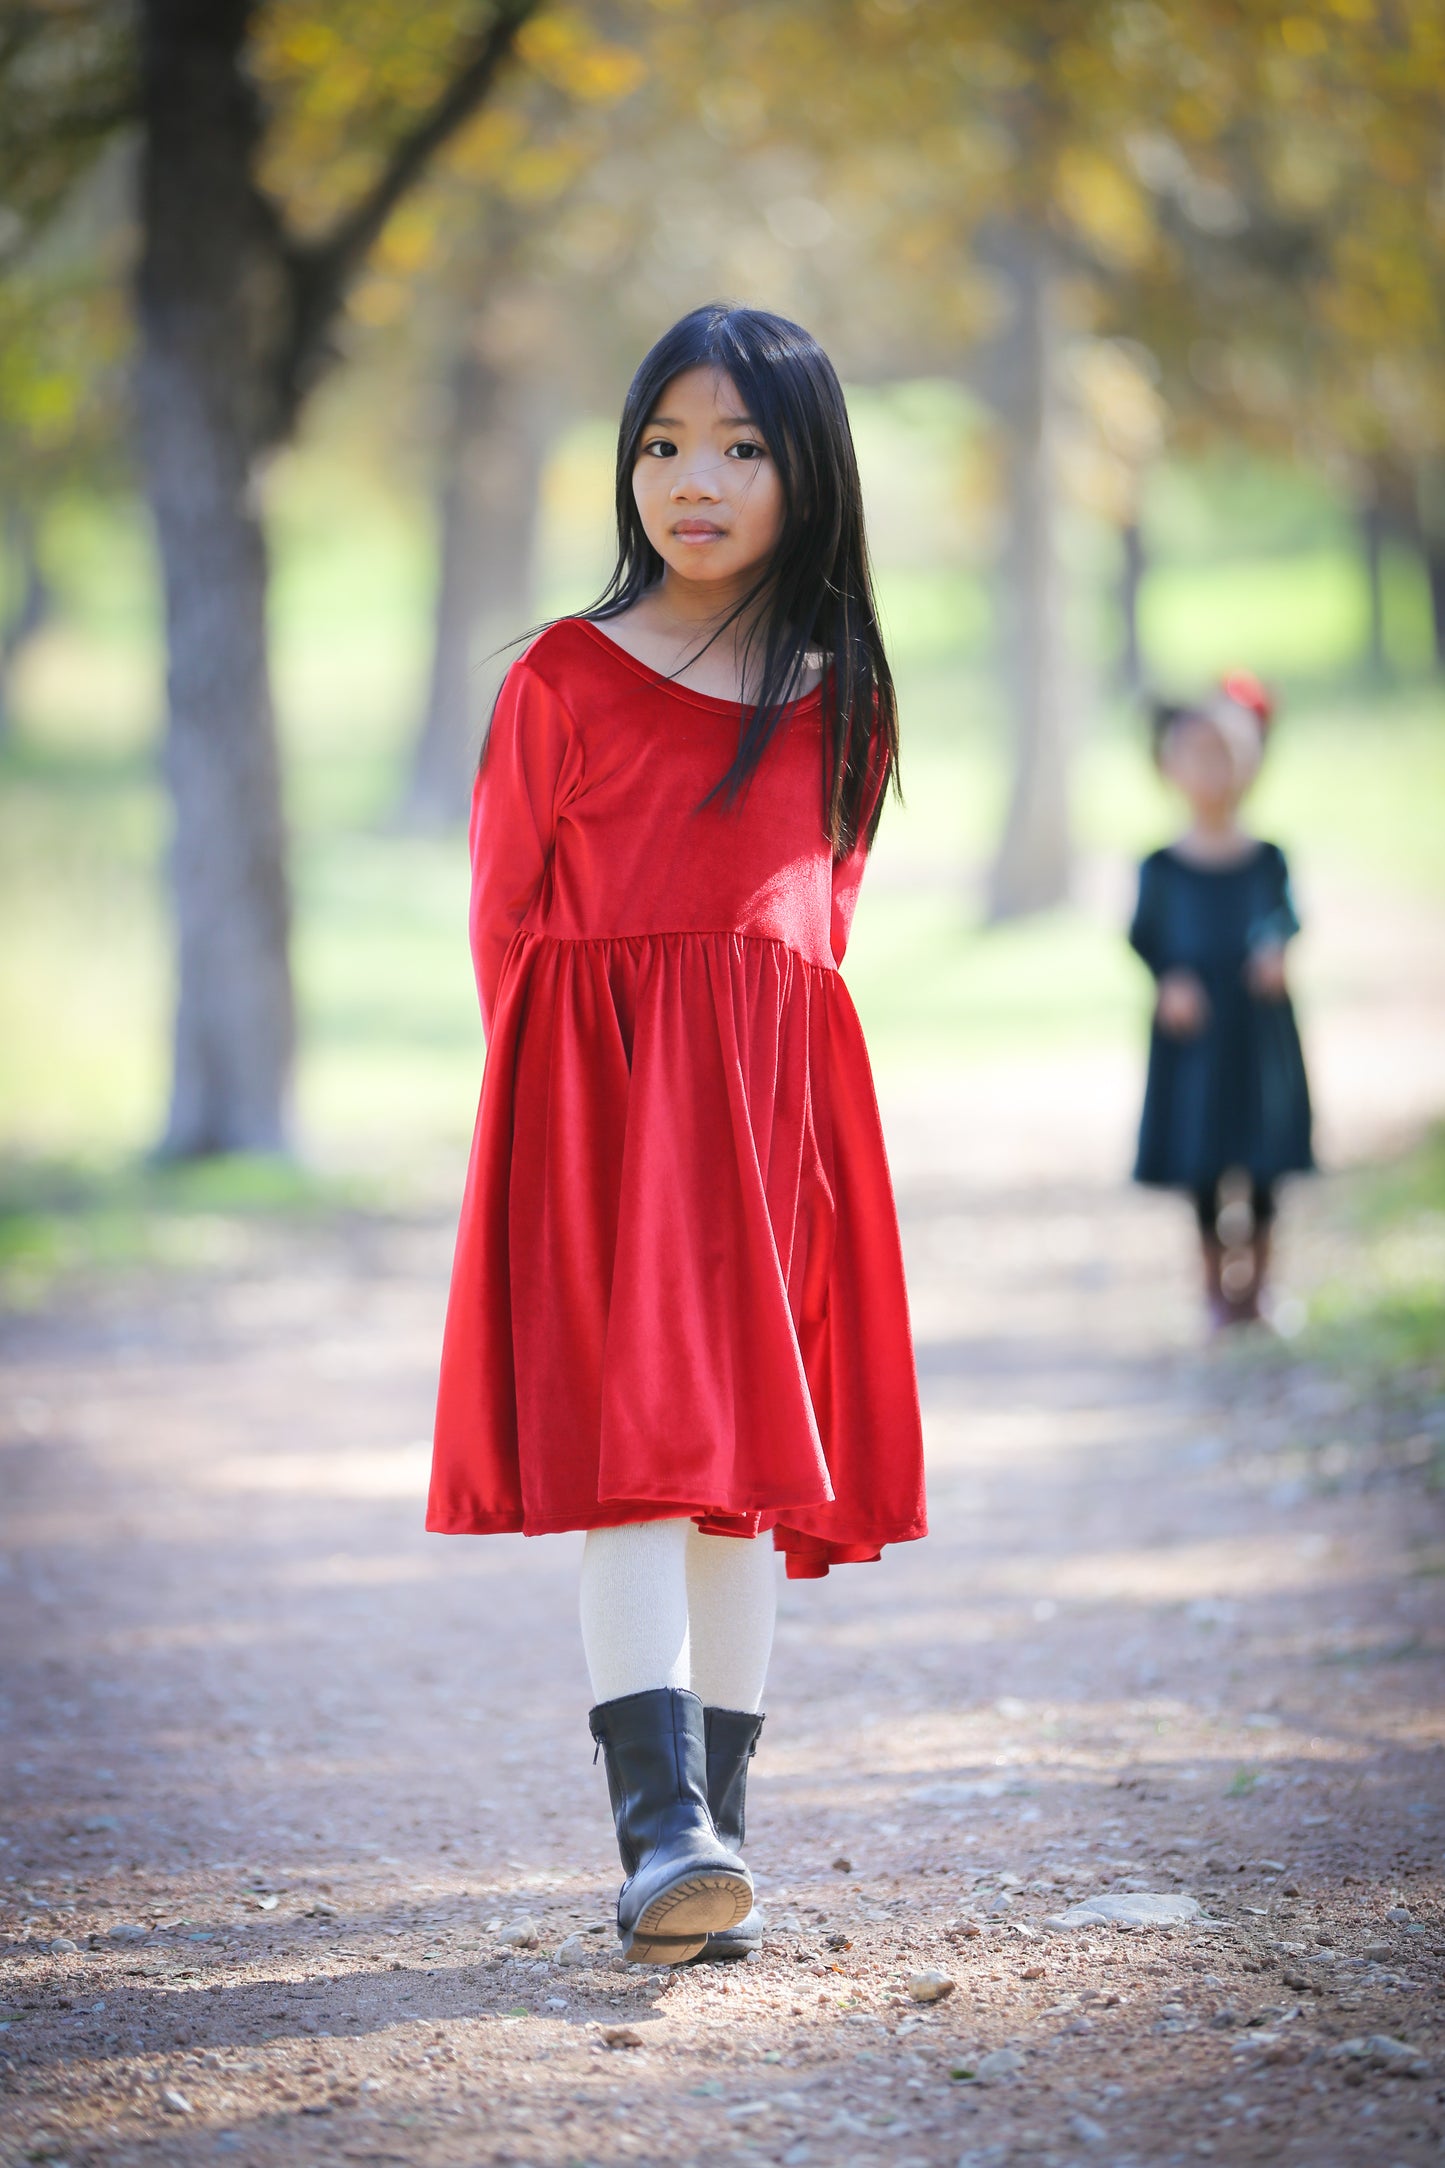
[427,618,926,1578]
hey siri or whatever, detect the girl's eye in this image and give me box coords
[640,438,676,458]
[727,442,765,461]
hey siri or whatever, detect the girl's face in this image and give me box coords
[1160,708,1261,821]
[632,366,785,591]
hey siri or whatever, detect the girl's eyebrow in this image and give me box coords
[644,411,759,428]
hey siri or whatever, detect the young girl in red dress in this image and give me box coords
[427,304,926,1966]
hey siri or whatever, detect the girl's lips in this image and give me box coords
[672,522,726,540]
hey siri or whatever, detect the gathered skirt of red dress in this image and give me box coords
[427,618,926,1579]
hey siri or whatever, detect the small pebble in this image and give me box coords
[1048,1892,1201,1931]
[161,2088,193,2114]
[906,1969,956,2003]
[599,2025,643,2049]
[973,2046,1024,2082]
[555,1935,591,1967]
[499,1919,540,1949]
[1069,2112,1108,2144]
[831,1857,852,1873]
[1364,2034,1426,2074]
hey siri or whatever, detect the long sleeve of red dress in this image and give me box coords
[468,657,582,1033]
[428,619,926,1578]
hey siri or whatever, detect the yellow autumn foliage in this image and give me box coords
[1054,148,1154,272]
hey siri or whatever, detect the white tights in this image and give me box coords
[579,1518,777,1712]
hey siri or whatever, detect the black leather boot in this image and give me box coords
[589,1687,753,1965]
[695,1706,766,1961]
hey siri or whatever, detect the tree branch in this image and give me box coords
[271,0,541,439]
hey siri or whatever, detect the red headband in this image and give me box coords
[1219,671,1275,730]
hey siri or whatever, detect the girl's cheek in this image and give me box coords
[748,475,785,550]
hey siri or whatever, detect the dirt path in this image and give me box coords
[3,985,1443,2168]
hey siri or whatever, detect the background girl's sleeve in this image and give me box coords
[1247,843,1303,952]
[468,658,576,1033]
[1128,855,1165,975]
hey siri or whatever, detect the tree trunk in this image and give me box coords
[1423,531,1445,675]
[1416,457,1445,674]
[1358,485,1388,683]
[1117,518,1145,695]
[987,233,1071,921]
[398,334,549,828]
[137,0,294,1156]
[0,506,51,741]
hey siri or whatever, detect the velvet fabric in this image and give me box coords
[427,618,926,1578]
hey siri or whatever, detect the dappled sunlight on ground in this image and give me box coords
[1,1005,1442,2164]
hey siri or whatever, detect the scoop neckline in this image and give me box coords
[1165,840,1267,873]
[573,615,825,716]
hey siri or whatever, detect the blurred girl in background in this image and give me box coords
[1129,673,1314,1331]
[428,305,925,1965]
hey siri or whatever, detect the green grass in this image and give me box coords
[0,732,169,1151]
[0,1153,374,1310]
[1139,545,1433,681]
[1078,688,1445,896]
[1213,1126,1445,1494]
[844,891,1148,1068]
[1,426,1441,1212]
[1298,1125,1445,1383]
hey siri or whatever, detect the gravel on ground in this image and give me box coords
[2,1007,1442,2168]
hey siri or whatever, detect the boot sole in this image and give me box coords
[690,1924,763,1962]
[622,1872,754,1966]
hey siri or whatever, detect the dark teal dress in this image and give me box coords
[1129,842,1314,1191]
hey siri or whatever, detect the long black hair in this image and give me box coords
[581,303,899,858]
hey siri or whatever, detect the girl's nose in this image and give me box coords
[671,462,721,502]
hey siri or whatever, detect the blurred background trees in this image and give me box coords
[0,4,131,733]
[135,0,554,1157]
[1,0,1441,1165]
